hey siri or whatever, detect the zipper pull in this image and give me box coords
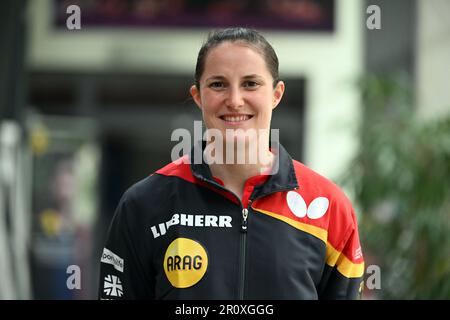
[241,208,248,232]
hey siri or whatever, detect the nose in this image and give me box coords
[226,85,244,109]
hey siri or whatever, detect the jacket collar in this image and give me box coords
[189,140,298,199]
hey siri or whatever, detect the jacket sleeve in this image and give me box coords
[318,204,365,299]
[98,193,155,299]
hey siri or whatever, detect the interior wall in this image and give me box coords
[364,0,416,74]
[416,0,450,120]
[27,0,363,181]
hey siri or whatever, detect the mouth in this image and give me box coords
[219,114,254,123]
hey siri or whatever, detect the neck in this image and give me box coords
[205,140,273,198]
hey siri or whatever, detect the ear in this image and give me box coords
[190,85,202,109]
[272,81,285,110]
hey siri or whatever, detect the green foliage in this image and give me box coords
[342,74,450,299]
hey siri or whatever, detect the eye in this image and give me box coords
[243,81,259,89]
[208,81,225,89]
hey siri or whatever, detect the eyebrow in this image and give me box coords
[205,75,226,82]
[205,74,264,82]
[243,74,263,80]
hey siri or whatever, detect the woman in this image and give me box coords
[99,27,364,300]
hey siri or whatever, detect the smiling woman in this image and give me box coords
[98,27,365,300]
[189,29,285,198]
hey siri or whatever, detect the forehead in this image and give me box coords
[202,42,270,77]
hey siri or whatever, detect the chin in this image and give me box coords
[224,132,258,148]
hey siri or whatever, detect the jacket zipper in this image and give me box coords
[237,189,296,300]
[196,176,297,300]
[238,203,250,300]
[196,176,250,299]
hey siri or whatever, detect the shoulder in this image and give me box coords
[289,161,364,271]
[124,155,193,201]
[117,155,194,220]
[290,159,357,232]
[291,159,352,206]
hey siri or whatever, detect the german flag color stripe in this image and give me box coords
[254,207,364,278]
[253,208,328,243]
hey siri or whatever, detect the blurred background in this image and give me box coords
[0,0,448,299]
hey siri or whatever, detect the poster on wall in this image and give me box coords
[54,0,335,31]
[29,115,99,299]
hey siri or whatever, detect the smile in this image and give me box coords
[220,115,253,122]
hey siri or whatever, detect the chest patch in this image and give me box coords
[163,238,208,288]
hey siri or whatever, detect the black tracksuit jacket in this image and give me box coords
[99,143,364,299]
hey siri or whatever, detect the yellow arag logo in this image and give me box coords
[163,238,208,288]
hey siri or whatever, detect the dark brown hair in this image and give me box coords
[194,27,280,89]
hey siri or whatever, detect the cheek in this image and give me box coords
[200,92,222,113]
[251,91,275,114]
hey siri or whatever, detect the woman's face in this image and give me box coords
[190,42,284,144]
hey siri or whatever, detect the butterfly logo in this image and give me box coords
[286,191,329,219]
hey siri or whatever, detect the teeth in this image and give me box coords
[223,115,250,122]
